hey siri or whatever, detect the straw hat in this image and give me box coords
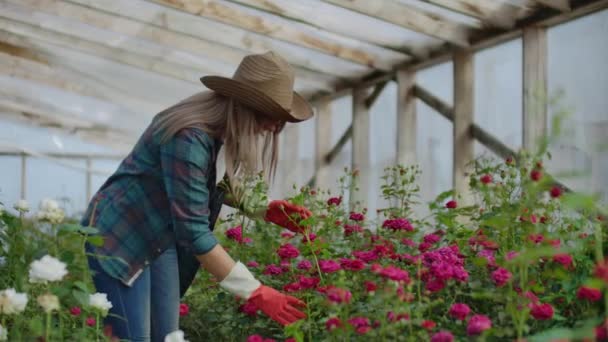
[201,51,314,123]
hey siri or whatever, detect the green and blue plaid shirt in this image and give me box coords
[81,120,224,287]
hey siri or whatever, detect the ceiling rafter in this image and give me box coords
[150,0,408,70]
[6,0,340,91]
[0,4,330,93]
[322,0,477,47]
[534,0,571,11]
[419,0,525,28]
[66,0,375,79]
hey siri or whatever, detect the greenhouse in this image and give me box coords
[0,0,607,341]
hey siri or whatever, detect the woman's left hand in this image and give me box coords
[264,200,312,233]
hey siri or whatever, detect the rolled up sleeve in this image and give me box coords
[160,128,218,255]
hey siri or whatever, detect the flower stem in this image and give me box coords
[96,313,100,342]
[45,312,51,342]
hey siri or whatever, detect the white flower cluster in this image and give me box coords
[165,330,189,342]
[28,255,68,284]
[0,288,28,314]
[89,293,113,313]
[36,199,65,224]
[13,199,29,213]
[37,293,60,313]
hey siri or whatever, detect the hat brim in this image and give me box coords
[200,76,314,123]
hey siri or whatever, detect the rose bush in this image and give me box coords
[181,153,607,342]
[0,199,115,341]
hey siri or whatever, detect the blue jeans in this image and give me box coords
[86,245,180,342]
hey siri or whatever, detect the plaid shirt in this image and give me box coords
[81,121,224,286]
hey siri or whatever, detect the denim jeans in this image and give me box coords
[86,244,180,342]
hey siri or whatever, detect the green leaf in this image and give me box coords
[73,281,90,293]
[58,223,82,233]
[61,250,75,264]
[29,317,44,336]
[87,235,104,247]
[79,226,99,235]
[72,289,89,307]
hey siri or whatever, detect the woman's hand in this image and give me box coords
[264,200,312,234]
[216,261,306,326]
[247,285,306,326]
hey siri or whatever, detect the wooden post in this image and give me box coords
[396,69,417,165]
[314,99,332,189]
[523,26,548,152]
[20,153,27,200]
[453,49,474,204]
[351,87,370,209]
[86,157,92,202]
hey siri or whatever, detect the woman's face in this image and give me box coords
[255,115,285,134]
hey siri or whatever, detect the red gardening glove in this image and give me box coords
[248,285,306,326]
[264,200,312,234]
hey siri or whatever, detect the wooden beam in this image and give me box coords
[325,125,353,164]
[420,0,522,28]
[453,49,474,203]
[223,0,421,53]
[152,0,403,70]
[522,26,548,152]
[2,0,331,91]
[351,87,370,207]
[323,0,474,46]
[396,69,416,166]
[364,81,388,108]
[470,124,515,160]
[535,0,571,11]
[307,0,608,104]
[314,99,332,188]
[413,85,454,121]
[64,0,360,82]
[0,42,161,114]
[20,154,27,200]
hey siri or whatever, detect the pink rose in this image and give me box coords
[349,212,365,221]
[277,243,300,259]
[179,303,189,316]
[297,260,312,270]
[491,267,512,287]
[449,303,470,321]
[467,315,492,336]
[326,317,342,331]
[319,260,341,273]
[577,286,602,302]
[431,331,454,342]
[530,303,554,320]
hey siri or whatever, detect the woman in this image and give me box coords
[81,51,312,341]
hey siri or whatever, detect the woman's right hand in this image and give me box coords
[247,285,306,326]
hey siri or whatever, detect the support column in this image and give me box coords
[396,68,417,166]
[20,153,27,200]
[523,26,548,152]
[453,49,475,204]
[314,99,332,189]
[351,87,370,209]
[86,157,92,202]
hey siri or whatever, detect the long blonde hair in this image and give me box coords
[153,91,281,183]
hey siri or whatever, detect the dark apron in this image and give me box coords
[177,139,225,297]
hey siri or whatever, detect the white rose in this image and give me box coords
[89,293,113,313]
[37,293,59,313]
[13,200,29,213]
[29,255,68,283]
[165,330,189,342]
[40,199,59,211]
[0,289,28,314]
[0,323,7,341]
